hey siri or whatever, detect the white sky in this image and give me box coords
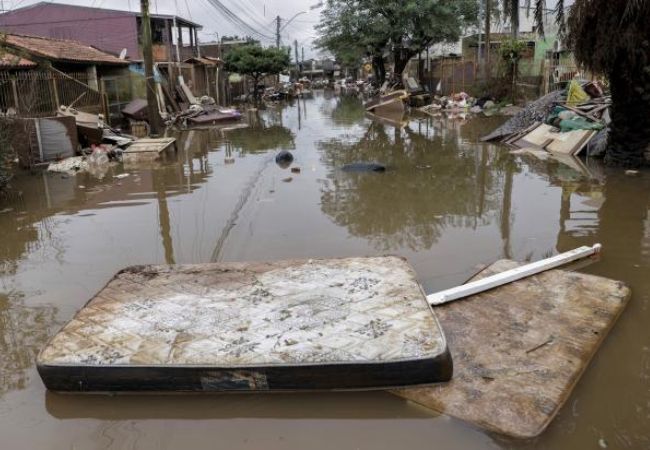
[1,0,575,59]
[1,0,324,57]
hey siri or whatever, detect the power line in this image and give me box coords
[203,0,275,41]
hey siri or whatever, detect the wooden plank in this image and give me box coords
[37,257,452,392]
[123,137,177,163]
[393,260,630,438]
[545,129,595,156]
[427,245,601,306]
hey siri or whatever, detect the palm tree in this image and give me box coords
[567,0,650,167]
[498,0,649,167]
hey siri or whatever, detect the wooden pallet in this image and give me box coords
[122,137,177,162]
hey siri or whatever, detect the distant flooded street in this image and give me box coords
[1,92,649,449]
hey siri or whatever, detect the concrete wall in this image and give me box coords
[0,3,139,59]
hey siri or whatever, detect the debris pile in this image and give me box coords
[419,92,517,116]
[483,80,610,158]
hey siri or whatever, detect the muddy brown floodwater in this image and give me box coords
[0,92,648,450]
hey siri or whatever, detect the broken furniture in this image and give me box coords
[37,257,452,392]
[121,137,177,163]
[365,90,409,116]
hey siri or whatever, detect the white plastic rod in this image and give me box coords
[427,244,602,306]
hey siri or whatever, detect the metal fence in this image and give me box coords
[0,70,106,118]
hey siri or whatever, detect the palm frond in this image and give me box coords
[534,0,546,37]
[623,0,648,21]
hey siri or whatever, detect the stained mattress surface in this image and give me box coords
[38,256,451,392]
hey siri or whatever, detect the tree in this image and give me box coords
[223,45,290,101]
[567,0,650,167]
[316,0,478,85]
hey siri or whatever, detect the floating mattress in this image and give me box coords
[38,257,452,392]
[393,259,630,438]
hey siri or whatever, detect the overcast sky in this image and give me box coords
[2,0,575,59]
[3,0,324,56]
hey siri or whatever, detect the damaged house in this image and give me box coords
[0,33,129,166]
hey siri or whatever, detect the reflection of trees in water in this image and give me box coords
[320,96,366,126]
[0,292,57,397]
[225,115,295,155]
[319,120,518,251]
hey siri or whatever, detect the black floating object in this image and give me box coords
[275,150,294,169]
[341,162,387,173]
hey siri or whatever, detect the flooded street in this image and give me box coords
[1,92,649,449]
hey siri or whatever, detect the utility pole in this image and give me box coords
[484,0,491,81]
[141,0,162,136]
[276,15,281,48]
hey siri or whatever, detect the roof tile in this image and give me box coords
[3,33,128,65]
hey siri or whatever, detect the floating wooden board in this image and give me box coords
[514,124,596,156]
[546,129,595,156]
[392,260,630,438]
[38,257,451,392]
[123,137,177,162]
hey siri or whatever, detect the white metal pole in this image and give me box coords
[427,244,602,306]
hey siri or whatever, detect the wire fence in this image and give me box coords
[0,70,106,118]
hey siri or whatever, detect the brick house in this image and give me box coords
[0,2,202,63]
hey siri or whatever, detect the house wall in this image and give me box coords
[0,3,139,59]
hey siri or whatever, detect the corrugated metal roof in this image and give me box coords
[0,51,37,68]
[3,33,128,65]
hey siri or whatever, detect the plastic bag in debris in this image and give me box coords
[559,117,605,132]
[546,106,576,126]
[567,80,590,105]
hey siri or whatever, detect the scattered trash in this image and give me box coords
[598,438,608,449]
[341,162,386,172]
[566,80,590,105]
[282,177,293,183]
[291,167,301,174]
[625,170,640,176]
[113,173,130,179]
[483,80,612,159]
[275,150,294,168]
[0,207,14,214]
[47,157,89,174]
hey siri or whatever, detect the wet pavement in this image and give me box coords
[0,91,648,449]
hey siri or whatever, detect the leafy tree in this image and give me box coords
[223,45,290,101]
[316,0,478,85]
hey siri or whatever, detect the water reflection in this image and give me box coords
[0,93,648,450]
[0,292,57,398]
[318,119,519,251]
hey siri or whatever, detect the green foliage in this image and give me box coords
[316,0,479,77]
[499,38,528,61]
[224,45,290,83]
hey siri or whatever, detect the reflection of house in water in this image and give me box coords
[0,137,215,270]
[318,118,518,251]
[0,292,57,398]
